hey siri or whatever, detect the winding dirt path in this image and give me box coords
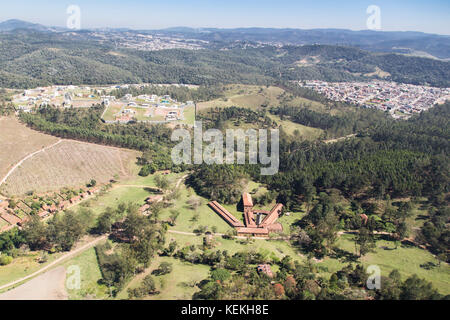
[0,139,63,187]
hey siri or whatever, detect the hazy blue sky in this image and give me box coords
[1,0,449,34]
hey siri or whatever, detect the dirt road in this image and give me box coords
[0,266,68,300]
[0,174,188,294]
[0,139,63,187]
[0,235,107,293]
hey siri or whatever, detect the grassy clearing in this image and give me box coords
[318,234,450,295]
[102,103,123,121]
[76,186,153,217]
[123,172,182,187]
[197,85,295,111]
[62,247,109,300]
[0,250,64,289]
[197,84,326,112]
[267,114,324,140]
[180,105,196,125]
[166,232,305,264]
[117,255,210,300]
[196,84,327,140]
[160,185,232,234]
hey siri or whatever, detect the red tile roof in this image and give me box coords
[260,203,283,227]
[208,201,244,228]
[244,210,256,227]
[242,193,253,207]
[236,227,269,236]
[1,213,21,225]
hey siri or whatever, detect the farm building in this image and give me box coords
[208,193,283,237]
[257,264,274,278]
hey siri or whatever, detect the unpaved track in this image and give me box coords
[0,139,63,187]
[0,266,68,300]
[0,235,107,292]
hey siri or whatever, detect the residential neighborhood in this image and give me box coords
[300,80,450,119]
[12,84,196,124]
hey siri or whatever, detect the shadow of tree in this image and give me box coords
[330,247,359,263]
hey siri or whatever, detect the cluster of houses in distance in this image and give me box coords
[105,91,194,124]
[300,80,450,119]
[12,83,196,125]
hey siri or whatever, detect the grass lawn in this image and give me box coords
[118,256,210,300]
[160,185,233,234]
[122,172,183,188]
[166,232,305,264]
[102,103,123,121]
[77,186,153,216]
[179,105,195,125]
[318,234,450,295]
[197,84,316,111]
[277,211,306,235]
[0,250,64,290]
[62,246,109,300]
[267,114,324,140]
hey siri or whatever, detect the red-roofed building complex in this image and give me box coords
[208,193,283,237]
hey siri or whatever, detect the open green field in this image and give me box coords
[196,84,327,140]
[179,105,195,125]
[197,84,326,112]
[102,103,123,121]
[118,255,210,300]
[0,251,64,290]
[267,114,324,140]
[197,85,285,111]
[160,184,234,234]
[62,246,109,300]
[317,234,450,295]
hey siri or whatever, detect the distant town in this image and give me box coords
[300,80,450,119]
[85,31,208,51]
[12,83,196,124]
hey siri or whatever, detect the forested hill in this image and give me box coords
[0,30,449,88]
[156,27,450,60]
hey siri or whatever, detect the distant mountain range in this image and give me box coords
[1,19,449,59]
[150,27,450,60]
[0,19,448,89]
[0,19,66,32]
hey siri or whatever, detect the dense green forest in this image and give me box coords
[187,102,450,261]
[0,31,449,88]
